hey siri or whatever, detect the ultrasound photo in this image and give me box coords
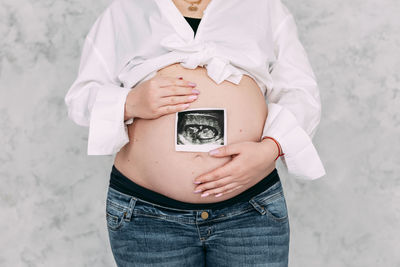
[175,108,227,152]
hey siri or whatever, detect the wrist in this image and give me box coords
[124,106,132,121]
[260,136,284,161]
[124,90,136,120]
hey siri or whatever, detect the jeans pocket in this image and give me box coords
[106,187,134,231]
[248,182,289,223]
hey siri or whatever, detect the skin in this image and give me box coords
[123,74,282,199]
[121,0,283,199]
[172,0,212,19]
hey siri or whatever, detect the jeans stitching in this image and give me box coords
[107,199,129,211]
[132,206,256,224]
[107,182,285,224]
[262,194,289,222]
[106,211,125,231]
[255,190,283,205]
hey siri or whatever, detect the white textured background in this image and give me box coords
[1,0,399,266]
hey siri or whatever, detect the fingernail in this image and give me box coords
[178,76,183,80]
[192,89,200,94]
[188,82,197,87]
[188,95,198,100]
[215,193,223,197]
[193,189,202,193]
[201,192,209,197]
[193,180,201,184]
[209,149,219,155]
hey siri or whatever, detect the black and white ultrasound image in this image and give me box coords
[177,109,225,146]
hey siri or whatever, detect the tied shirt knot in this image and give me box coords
[160,33,243,85]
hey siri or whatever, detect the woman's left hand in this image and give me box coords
[192,140,280,198]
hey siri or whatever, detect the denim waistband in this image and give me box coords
[109,165,280,210]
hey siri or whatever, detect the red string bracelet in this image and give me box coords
[261,136,285,161]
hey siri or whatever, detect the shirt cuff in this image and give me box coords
[124,117,134,125]
[261,103,326,180]
[87,85,132,155]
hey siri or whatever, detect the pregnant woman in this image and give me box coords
[65,0,326,266]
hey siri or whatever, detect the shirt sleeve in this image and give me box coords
[64,8,134,155]
[260,1,326,180]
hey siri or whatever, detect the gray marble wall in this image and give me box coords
[1,0,399,266]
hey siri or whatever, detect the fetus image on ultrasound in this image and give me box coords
[175,108,227,152]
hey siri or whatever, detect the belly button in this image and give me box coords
[194,154,203,160]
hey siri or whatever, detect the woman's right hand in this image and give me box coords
[124,76,200,120]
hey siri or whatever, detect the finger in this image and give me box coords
[215,185,244,197]
[158,93,198,107]
[158,85,200,98]
[158,76,197,88]
[208,143,243,157]
[194,176,235,195]
[193,160,236,185]
[199,181,241,198]
[157,103,191,115]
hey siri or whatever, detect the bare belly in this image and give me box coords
[114,63,269,203]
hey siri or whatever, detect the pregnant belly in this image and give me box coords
[114,63,268,203]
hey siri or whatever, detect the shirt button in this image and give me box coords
[201,211,209,220]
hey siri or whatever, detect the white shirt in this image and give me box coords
[64,0,327,180]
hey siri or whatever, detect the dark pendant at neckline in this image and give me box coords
[183,15,201,36]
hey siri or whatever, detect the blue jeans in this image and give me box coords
[106,180,290,267]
